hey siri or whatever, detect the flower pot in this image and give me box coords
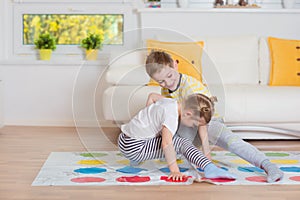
[85,49,99,60]
[39,49,52,60]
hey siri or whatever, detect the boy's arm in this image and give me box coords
[198,125,211,160]
[146,92,164,107]
[161,126,186,181]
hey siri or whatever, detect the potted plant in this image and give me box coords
[34,33,56,60]
[80,33,104,60]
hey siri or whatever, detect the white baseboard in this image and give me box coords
[3,120,117,128]
[0,80,3,128]
[3,120,300,140]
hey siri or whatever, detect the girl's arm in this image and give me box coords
[198,125,212,160]
[146,92,165,106]
[161,126,186,181]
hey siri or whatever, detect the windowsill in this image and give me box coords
[136,8,300,14]
[0,60,107,66]
[0,53,111,66]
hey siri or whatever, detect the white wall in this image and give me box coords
[162,0,300,9]
[0,0,300,127]
[0,0,139,127]
[139,9,300,40]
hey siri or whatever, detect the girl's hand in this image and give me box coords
[146,93,164,107]
[168,172,187,181]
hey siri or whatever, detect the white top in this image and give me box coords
[121,98,179,139]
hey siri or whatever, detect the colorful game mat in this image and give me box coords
[32,151,300,186]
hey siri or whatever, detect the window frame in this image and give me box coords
[9,0,136,62]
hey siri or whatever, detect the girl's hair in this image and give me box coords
[145,50,174,77]
[182,93,217,124]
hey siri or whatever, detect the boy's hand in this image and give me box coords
[168,172,187,181]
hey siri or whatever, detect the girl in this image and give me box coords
[118,93,236,181]
[145,50,283,183]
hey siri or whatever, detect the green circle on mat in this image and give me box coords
[225,153,237,156]
[116,153,124,157]
[210,152,216,157]
[80,153,107,157]
[265,152,289,157]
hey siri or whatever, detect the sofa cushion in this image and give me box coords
[268,37,300,86]
[105,65,150,85]
[223,85,300,123]
[103,85,160,122]
[103,84,300,123]
[106,51,150,85]
[204,35,259,85]
[146,39,204,85]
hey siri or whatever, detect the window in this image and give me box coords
[9,0,135,61]
[23,14,123,45]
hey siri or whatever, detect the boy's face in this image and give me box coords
[151,64,180,91]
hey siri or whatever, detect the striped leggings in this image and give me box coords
[118,132,211,169]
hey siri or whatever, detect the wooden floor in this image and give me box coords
[1,126,300,200]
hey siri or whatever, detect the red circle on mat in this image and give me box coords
[289,176,300,182]
[245,176,267,183]
[116,176,150,183]
[71,177,106,183]
[201,177,236,183]
[160,176,192,183]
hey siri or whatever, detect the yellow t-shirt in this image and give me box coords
[161,73,220,118]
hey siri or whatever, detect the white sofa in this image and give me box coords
[103,35,300,139]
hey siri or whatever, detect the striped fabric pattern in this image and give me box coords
[118,132,211,170]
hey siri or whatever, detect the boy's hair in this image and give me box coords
[182,93,217,124]
[145,50,174,77]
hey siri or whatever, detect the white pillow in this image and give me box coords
[106,51,149,85]
[204,35,259,85]
[258,37,270,85]
[106,65,150,85]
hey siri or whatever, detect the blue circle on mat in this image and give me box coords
[197,168,204,172]
[220,167,228,171]
[238,166,264,173]
[280,167,300,172]
[74,167,107,174]
[159,167,189,173]
[197,166,228,172]
[116,166,147,174]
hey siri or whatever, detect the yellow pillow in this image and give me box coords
[268,37,300,86]
[146,39,204,86]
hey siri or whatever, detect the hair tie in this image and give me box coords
[201,107,210,113]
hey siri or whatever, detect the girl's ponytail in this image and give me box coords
[183,93,216,124]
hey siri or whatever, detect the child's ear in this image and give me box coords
[174,60,179,71]
[184,110,193,117]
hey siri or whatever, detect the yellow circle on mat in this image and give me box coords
[230,159,250,165]
[77,160,106,165]
[117,159,130,165]
[271,159,299,164]
[155,159,184,165]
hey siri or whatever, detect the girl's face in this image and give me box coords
[151,64,180,91]
[180,111,207,128]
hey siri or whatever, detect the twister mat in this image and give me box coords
[32,151,300,186]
